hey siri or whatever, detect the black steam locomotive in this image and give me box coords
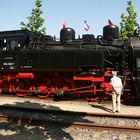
[0,23,140,104]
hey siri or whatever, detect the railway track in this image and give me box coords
[0,105,140,134]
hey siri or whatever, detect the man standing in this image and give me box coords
[110,71,123,113]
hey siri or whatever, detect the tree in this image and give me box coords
[20,0,46,35]
[120,0,137,40]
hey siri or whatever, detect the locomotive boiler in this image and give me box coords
[0,23,140,104]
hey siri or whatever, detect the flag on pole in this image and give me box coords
[84,20,90,31]
[108,19,114,26]
[62,21,67,28]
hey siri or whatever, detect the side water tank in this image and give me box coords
[103,24,119,40]
[60,27,75,42]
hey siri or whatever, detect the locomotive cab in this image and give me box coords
[0,30,38,51]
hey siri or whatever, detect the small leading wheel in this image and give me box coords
[85,93,100,101]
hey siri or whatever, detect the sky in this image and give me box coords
[0,0,140,38]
